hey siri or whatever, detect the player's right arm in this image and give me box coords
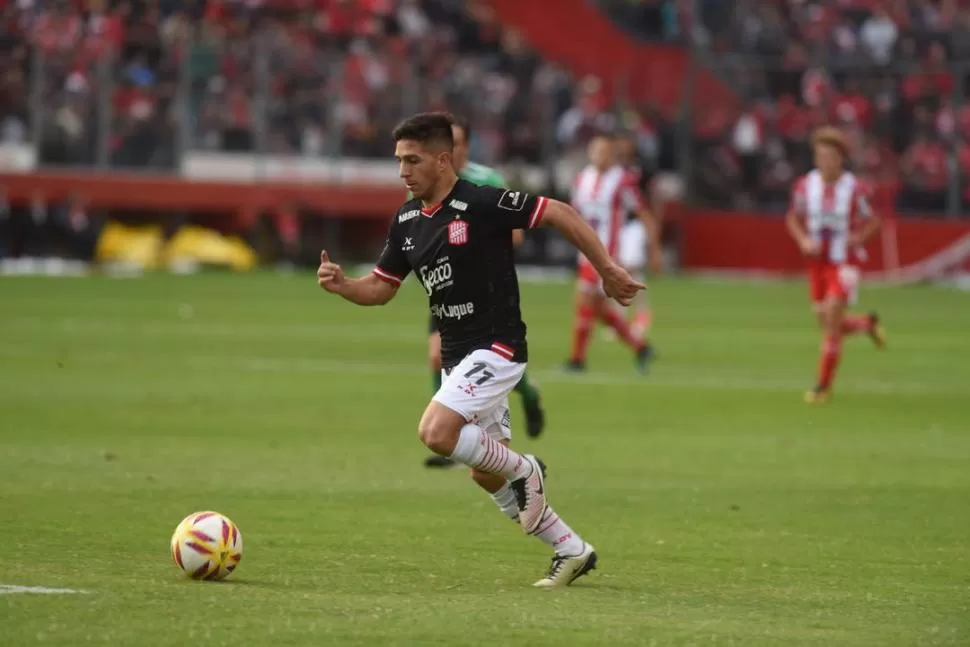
[785,177,819,256]
[317,251,400,305]
[317,214,412,306]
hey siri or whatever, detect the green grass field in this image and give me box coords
[1,272,968,646]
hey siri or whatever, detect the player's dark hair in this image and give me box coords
[392,112,455,151]
[451,115,471,143]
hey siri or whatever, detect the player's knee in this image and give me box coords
[417,407,462,455]
[592,297,611,317]
[820,303,842,333]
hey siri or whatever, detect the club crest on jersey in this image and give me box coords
[448,219,469,245]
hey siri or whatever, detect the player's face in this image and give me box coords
[814,143,844,179]
[395,139,452,201]
[451,125,469,172]
[588,136,615,170]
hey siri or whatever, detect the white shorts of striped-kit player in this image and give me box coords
[433,345,526,442]
[618,220,648,270]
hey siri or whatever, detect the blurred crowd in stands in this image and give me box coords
[2,0,970,230]
[0,0,586,168]
[688,0,970,212]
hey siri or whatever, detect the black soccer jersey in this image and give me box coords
[373,179,549,369]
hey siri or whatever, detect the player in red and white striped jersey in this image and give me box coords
[565,132,657,373]
[616,133,663,340]
[786,126,887,403]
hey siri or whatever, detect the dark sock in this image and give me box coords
[513,371,539,402]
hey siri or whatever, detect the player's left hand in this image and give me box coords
[601,262,646,306]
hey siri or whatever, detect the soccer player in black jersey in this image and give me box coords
[317,112,644,587]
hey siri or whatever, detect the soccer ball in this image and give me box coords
[170,511,243,580]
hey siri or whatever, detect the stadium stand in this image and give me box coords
[2,0,970,273]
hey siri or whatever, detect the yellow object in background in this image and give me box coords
[95,222,256,272]
[161,226,257,272]
[95,222,164,269]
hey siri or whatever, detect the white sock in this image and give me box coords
[532,506,585,556]
[490,482,519,521]
[449,424,531,480]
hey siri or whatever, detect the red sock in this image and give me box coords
[817,334,843,390]
[600,306,645,351]
[841,314,871,335]
[570,304,595,363]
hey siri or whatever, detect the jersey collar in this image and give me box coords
[420,179,462,217]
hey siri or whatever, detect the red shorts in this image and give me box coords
[577,259,604,294]
[809,263,860,306]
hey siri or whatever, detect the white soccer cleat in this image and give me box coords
[533,543,598,588]
[510,455,548,534]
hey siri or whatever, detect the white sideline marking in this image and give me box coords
[0,584,87,595]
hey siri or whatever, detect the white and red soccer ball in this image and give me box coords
[170,511,243,580]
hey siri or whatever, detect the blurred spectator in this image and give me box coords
[52,192,103,262]
[860,7,899,65]
[692,0,970,212]
[730,101,764,198]
[900,134,948,211]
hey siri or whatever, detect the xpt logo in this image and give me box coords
[419,262,453,295]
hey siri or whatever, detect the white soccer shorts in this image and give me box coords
[433,347,526,442]
[618,220,648,271]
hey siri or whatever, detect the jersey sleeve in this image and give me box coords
[372,217,411,287]
[472,185,549,230]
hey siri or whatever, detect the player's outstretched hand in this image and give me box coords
[602,262,646,306]
[317,250,345,293]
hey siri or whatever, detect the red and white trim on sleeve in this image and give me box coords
[372,267,404,286]
[490,342,515,360]
[528,196,548,229]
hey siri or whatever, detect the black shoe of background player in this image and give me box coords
[424,455,460,469]
[635,343,656,374]
[523,390,546,439]
[562,359,586,373]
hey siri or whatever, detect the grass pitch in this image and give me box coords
[1,272,968,646]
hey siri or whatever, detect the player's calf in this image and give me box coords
[474,457,549,523]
